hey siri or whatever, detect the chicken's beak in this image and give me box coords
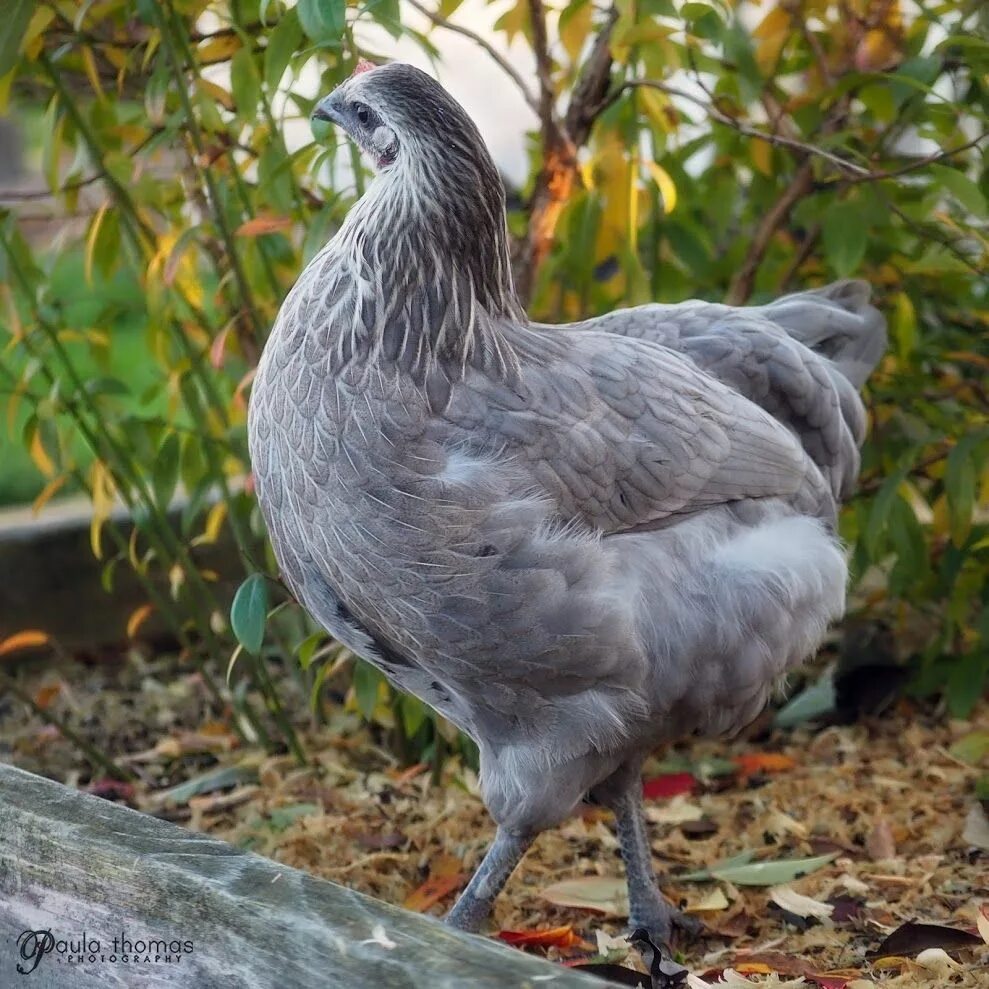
[311,95,343,126]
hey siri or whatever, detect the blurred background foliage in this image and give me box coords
[0,0,986,769]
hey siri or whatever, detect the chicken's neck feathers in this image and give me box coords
[303,166,526,384]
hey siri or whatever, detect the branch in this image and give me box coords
[527,0,556,137]
[726,161,815,305]
[620,79,869,175]
[564,5,620,146]
[618,80,988,186]
[405,0,540,117]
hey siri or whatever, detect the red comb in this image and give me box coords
[353,58,376,76]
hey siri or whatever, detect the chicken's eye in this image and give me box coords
[353,103,371,126]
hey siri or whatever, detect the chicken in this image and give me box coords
[248,61,886,945]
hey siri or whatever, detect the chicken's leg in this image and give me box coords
[445,827,533,932]
[610,781,700,944]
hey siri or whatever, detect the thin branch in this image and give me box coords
[619,79,870,174]
[822,133,989,186]
[617,80,987,187]
[527,0,557,136]
[726,161,815,304]
[405,0,540,116]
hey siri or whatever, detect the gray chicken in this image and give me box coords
[248,61,886,943]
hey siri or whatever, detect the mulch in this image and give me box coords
[1,646,986,987]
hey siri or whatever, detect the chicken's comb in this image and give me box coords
[353,58,376,76]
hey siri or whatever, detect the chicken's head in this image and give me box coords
[311,60,496,183]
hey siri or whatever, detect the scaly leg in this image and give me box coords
[610,781,700,944]
[445,827,534,933]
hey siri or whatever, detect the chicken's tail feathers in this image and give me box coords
[759,279,887,390]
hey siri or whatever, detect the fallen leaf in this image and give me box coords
[497,924,588,949]
[643,772,697,800]
[681,818,719,839]
[769,886,835,919]
[646,795,704,824]
[827,896,865,924]
[709,852,838,887]
[915,947,962,973]
[865,818,896,860]
[734,962,774,975]
[32,682,62,710]
[541,876,629,917]
[733,753,796,776]
[686,887,730,913]
[870,921,982,958]
[870,956,910,972]
[0,630,50,657]
[962,804,989,851]
[679,850,757,881]
[977,903,989,945]
[86,779,135,803]
[403,858,467,912]
[150,763,258,806]
[949,731,989,764]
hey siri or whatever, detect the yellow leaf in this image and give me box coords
[559,2,592,63]
[90,460,115,559]
[32,474,68,514]
[127,604,154,639]
[203,501,227,544]
[81,46,104,100]
[855,28,902,72]
[197,77,235,113]
[84,203,111,285]
[752,6,791,71]
[0,630,50,657]
[646,160,677,214]
[197,34,242,63]
[751,137,773,176]
[29,426,56,478]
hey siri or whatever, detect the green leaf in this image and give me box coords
[231,573,269,655]
[678,850,758,881]
[230,47,261,116]
[949,731,989,765]
[822,200,867,277]
[930,164,987,219]
[297,0,346,45]
[152,432,180,509]
[154,764,258,806]
[774,670,837,728]
[264,8,302,92]
[401,694,428,738]
[0,0,34,79]
[352,659,382,721]
[268,803,319,831]
[296,631,327,670]
[947,661,987,722]
[945,440,978,548]
[709,852,838,886]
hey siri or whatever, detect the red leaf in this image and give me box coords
[210,325,233,369]
[497,924,587,949]
[86,779,135,803]
[235,214,292,237]
[733,753,796,775]
[642,772,696,799]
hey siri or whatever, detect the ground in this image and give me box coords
[1,648,987,987]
